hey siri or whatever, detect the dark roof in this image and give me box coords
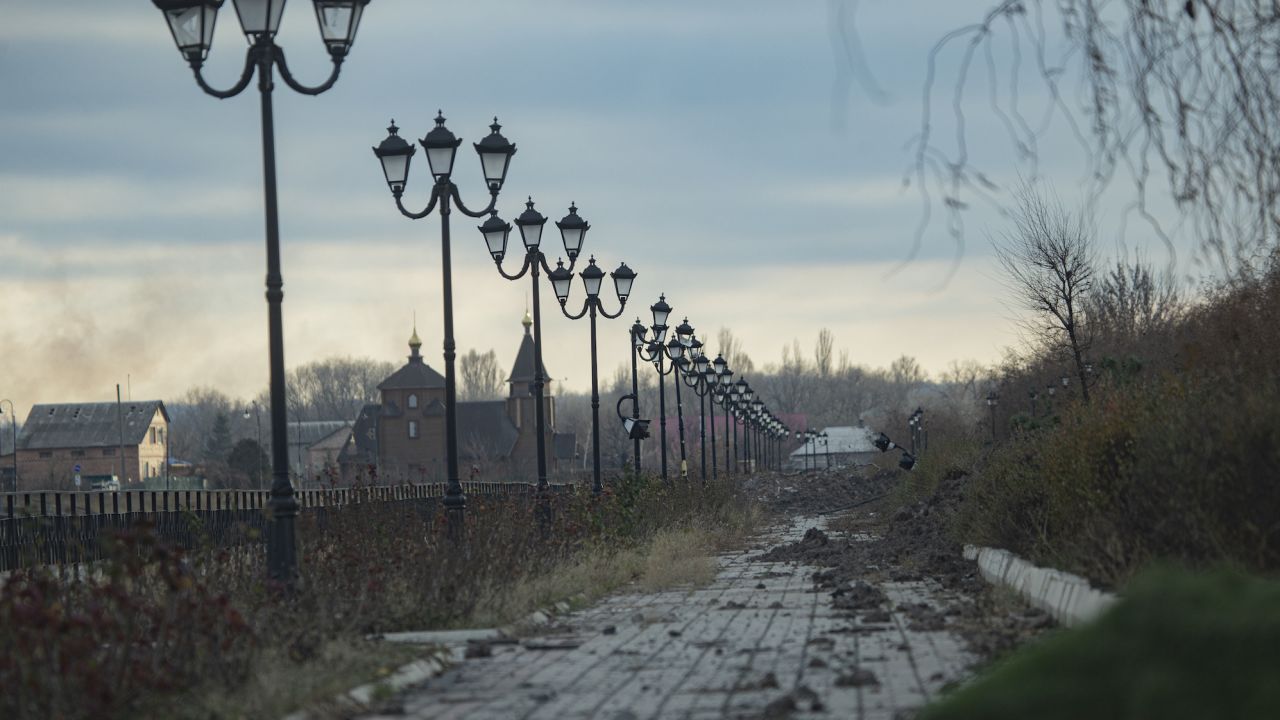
[19,401,169,451]
[287,421,352,448]
[507,324,550,389]
[554,432,577,460]
[345,404,380,460]
[311,424,353,451]
[457,401,519,459]
[379,347,446,391]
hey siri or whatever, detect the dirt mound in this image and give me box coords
[760,470,1055,662]
[743,467,897,516]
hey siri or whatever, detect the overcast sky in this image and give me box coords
[0,1,1189,419]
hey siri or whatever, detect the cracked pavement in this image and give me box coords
[359,515,976,720]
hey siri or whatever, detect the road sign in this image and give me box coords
[74,464,82,473]
[74,474,81,487]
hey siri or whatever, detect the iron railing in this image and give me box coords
[0,482,565,573]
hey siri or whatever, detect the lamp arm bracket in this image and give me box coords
[635,345,659,362]
[560,299,590,321]
[451,185,499,218]
[191,52,256,99]
[535,251,571,276]
[597,298,627,320]
[274,47,343,95]
[494,254,531,281]
[616,393,635,420]
[395,186,439,220]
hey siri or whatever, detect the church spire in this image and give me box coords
[408,314,422,360]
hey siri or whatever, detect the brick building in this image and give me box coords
[12,400,170,491]
[338,314,574,484]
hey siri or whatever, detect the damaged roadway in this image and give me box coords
[353,468,1052,720]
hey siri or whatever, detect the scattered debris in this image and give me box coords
[834,667,880,687]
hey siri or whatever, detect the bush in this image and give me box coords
[0,475,757,718]
[960,372,1280,586]
[919,566,1280,719]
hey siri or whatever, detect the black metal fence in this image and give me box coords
[0,482,561,573]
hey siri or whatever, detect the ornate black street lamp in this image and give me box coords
[679,335,716,482]
[0,399,17,492]
[633,296,671,481]
[627,319,647,474]
[242,401,264,489]
[737,380,755,474]
[616,394,650,442]
[372,112,517,539]
[664,335,690,479]
[713,357,734,476]
[153,0,372,581]
[482,200,588,496]
[551,256,635,494]
[873,431,917,470]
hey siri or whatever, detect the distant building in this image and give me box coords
[335,312,575,485]
[13,401,170,490]
[788,425,880,470]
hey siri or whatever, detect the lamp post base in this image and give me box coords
[266,494,298,584]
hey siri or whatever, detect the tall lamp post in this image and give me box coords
[737,380,755,474]
[634,296,671,481]
[679,336,715,482]
[481,200,589,496]
[550,256,636,494]
[372,112,517,538]
[153,0,372,581]
[0,399,17,492]
[663,336,690,479]
[627,319,647,474]
[242,401,265,489]
[986,392,999,441]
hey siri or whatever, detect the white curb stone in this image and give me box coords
[963,545,1117,627]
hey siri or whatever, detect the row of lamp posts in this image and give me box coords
[626,300,790,481]
[154,0,639,578]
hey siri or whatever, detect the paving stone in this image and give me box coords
[361,516,978,720]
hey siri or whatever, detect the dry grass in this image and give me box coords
[1,477,762,719]
[165,640,430,720]
[469,509,761,628]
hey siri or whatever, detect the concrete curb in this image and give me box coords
[284,600,578,718]
[963,544,1117,627]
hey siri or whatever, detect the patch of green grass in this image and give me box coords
[920,567,1280,720]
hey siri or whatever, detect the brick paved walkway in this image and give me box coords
[363,517,974,719]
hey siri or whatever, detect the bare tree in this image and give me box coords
[285,356,394,421]
[889,355,926,386]
[773,338,811,415]
[167,386,237,461]
[1087,258,1184,352]
[994,187,1096,402]
[716,327,755,375]
[459,348,504,401]
[814,328,835,378]
[894,0,1280,273]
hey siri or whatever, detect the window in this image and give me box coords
[408,421,419,439]
[71,450,85,458]
[150,427,157,444]
[38,451,53,459]
[158,428,165,445]
[145,462,151,478]
[408,394,418,409]
[102,448,116,457]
